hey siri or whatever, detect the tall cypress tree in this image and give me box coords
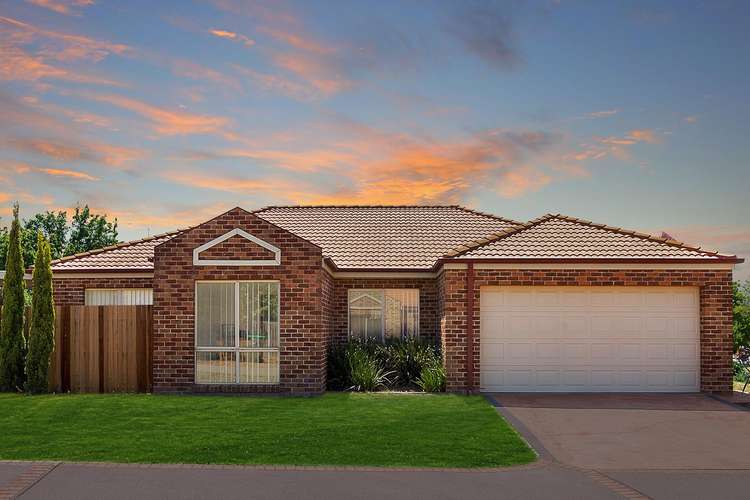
[0,203,26,391]
[25,233,55,393]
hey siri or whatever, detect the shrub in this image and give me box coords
[326,337,444,392]
[25,233,55,394]
[416,363,446,392]
[347,348,392,392]
[327,343,350,391]
[379,338,442,389]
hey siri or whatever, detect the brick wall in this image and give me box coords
[328,276,438,344]
[152,207,325,394]
[438,267,734,393]
[198,234,276,261]
[52,276,154,305]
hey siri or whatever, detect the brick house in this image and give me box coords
[48,206,742,394]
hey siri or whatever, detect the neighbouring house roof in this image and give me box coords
[446,214,741,262]
[254,205,520,269]
[50,230,184,272]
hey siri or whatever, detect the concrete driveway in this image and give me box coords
[491,393,750,470]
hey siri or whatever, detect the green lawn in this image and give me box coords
[0,392,535,468]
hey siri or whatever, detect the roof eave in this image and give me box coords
[437,256,743,265]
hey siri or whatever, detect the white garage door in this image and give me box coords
[480,286,700,392]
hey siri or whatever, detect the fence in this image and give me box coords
[46,305,153,393]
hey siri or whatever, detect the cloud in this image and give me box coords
[445,3,520,70]
[587,109,619,118]
[24,0,94,16]
[162,170,285,193]
[80,93,230,135]
[0,15,130,62]
[171,59,242,92]
[685,115,698,124]
[209,28,255,47]
[627,129,660,144]
[4,137,144,168]
[570,128,663,163]
[232,64,317,101]
[0,43,123,85]
[176,120,568,204]
[39,167,98,180]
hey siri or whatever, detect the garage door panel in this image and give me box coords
[480,286,699,392]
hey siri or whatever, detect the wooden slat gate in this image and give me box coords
[46,305,152,393]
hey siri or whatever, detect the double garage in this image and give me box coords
[480,286,700,392]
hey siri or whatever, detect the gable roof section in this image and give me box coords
[446,214,742,262]
[51,230,185,272]
[253,205,520,269]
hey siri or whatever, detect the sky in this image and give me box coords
[0,0,748,278]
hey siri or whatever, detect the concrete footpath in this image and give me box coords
[1,461,623,500]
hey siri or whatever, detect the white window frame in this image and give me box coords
[347,288,420,341]
[84,288,153,305]
[193,228,281,266]
[194,280,281,385]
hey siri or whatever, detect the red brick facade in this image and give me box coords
[152,208,325,394]
[48,208,735,395]
[197,234,277,261]
[438,266,734,393]
[52,276,154,306]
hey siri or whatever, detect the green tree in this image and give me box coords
[65,205,118,256]
[734,280,750,392]
[1,205,119,270]
[0,226,8,271]
[25,233,55,394]
[21,211,68,269]
[0,203,26,391]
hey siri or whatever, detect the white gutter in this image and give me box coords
[0,270,34,281]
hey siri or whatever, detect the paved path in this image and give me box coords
[1,461,622,500]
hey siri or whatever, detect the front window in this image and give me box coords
[348,289,419,341]
[195,281,279,384]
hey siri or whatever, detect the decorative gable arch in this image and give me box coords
[193,228,281,266]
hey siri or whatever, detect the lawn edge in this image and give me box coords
[0,459,544,473]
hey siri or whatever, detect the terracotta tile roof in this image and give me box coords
[447,214,740,261]
[50,230,184,271]
[254,205,521,269]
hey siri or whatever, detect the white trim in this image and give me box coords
[194,280,281,385]
[193,228,281,267]
[0,271,33,280]
[471,262,735,270]
[441,263,469,270]
[51,272,154,279]
[331,271,437,279]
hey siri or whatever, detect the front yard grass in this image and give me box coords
[0,392,535,468]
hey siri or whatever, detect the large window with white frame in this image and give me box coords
[195,281,280,384]
[348,289,419,341]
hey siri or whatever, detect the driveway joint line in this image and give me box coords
[0,461,60,500]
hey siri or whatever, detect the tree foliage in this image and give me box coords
[25,233,55,394]
[0,204,118,269]
[0,204,26,391]
[734,281,750,352]
[734,281,750,392]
